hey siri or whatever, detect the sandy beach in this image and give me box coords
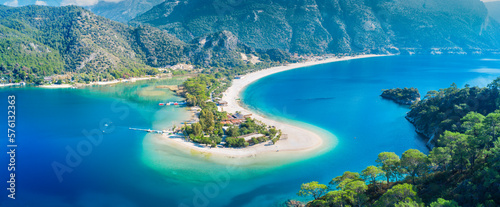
[39,84,74,88]
[0,83,26,87]
[157,54,384,159]
[90,76,157,86]
[38,76,157,88]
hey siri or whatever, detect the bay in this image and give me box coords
[1,55,498,206]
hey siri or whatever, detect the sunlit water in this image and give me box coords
[1,55,499,207]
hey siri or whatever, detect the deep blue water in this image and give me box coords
[1,55,499,207]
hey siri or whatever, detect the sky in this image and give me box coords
[2,0,500,7]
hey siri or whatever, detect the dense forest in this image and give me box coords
[407,80,500,146]
[381,87,421,105]
[0,5,290,84]
[0,5,159,83]
[297,79,500,206]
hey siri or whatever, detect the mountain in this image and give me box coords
[86,0,165,23]
[130,0,500,54]
[0,5,166,82]
[0,5,262,83]
[136,27,261,68]
[485,1,500,23]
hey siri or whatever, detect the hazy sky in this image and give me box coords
[3,0,500,7]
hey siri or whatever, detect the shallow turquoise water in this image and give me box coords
[1,56,499,207]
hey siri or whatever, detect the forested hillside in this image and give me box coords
[130,0,500,55]
[0,5,270,83]
[300,79,500,206]
[0,5,163,83]
[407,81,500,147]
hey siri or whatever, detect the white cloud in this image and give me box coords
[3,0,18,7]
[35,0,48,6]
[60,0,123,6]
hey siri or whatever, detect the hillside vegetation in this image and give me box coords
[381,87,421,105]
[407,81,500,146]
[0,5,279,84]
[130,0,500,55]
[0,5,165,83]
[299,79,500,206]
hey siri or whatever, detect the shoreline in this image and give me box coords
[38,84,74,88]
[157,54,385,160]
[38,76,157,88]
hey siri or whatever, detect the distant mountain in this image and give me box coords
[130,0,500,54]
[0,0,58,7]
[485,1,500,23]
[86,0,165,23]
[0,5,262,82]
[0,0,163,22]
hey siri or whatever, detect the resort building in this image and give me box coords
[217,100,228,106]
[220,113,252,125]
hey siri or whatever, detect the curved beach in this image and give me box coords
[153,54,383,160]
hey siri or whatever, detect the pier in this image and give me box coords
[158,101,187,106]
[129,127,166,134]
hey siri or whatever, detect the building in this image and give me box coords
[217,100,228,106]
[220,113,252,125]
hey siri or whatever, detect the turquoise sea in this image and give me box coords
[1,55,500,206]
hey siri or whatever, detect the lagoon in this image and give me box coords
[1,55,499,207]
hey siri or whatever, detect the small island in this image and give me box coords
[381,87,421,105]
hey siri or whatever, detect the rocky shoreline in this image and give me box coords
[405,115,436,149]
[380,87,436,148]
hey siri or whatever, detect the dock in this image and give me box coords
[158,101,187,106]
[129,127,166,134]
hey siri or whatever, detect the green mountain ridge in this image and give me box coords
[0,5,159,82]
[0,5,265,83]
[130,0,500,54]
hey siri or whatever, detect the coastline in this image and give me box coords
[156,54,385,160]
[0,83,26,87]
[38,84,74,88]
[38,76,157,88]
